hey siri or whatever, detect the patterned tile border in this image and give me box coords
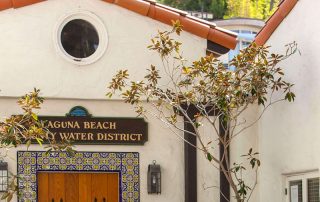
[17,151,140,202]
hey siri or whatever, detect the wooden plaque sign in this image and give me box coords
[38,106,148,145]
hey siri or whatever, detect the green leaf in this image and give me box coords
[207,153,213,162]
[31,113,38,121]
[285,92,296,102]
[257,160,261,167]
[36,138,43,147]
[26,140,31,149]
[250,159,255,168]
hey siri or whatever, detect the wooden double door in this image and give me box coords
[38,172,119,202]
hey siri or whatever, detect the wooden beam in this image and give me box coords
[219,116,230,202]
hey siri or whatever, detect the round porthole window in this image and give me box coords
[55,11,108,65]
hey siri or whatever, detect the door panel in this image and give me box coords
[92,173,109,202]
[65,173,79,202]
[48,173,65,202]
[38,172,119,202]
[38,172,49,202]
[79,173,92,202]
[107,173,119,202]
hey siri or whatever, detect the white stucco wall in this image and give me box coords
[230,105,260,202]
[258,0,320,201]
[0,98,186,202]
[196,105,259,202]
[197,119,220,202]
[0,0,217,202]
[0,0,206,99]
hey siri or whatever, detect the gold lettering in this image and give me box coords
[107,133,113,140]
[88,133,94,140]
[47,121,81,129]
[81,133,87,140]
[61,122,67,128]
[74,122,80,129]
[136,134,142,141]
[84,122,90,129]
[129,134,136,141]
[90,122,96,129]
[96,122,103,129]
[97,133,104,140]
[47,121,54,128]
[110,122,116,129]
[73,133,79,140]
[102,122,109,129]
[59,133,69,140]
[69,133,75,140]
[128,134,143,141]
[120,134,126,141]
[67,122,73,128]
[54,121,61,128]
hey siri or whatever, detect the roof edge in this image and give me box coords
[104,0,237,50]
[0,0,44,10]
[0,0,237,50]
[255,0,298,46]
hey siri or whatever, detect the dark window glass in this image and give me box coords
[241,30,252,34]
[308,178,320,202]
[61,19,99,59]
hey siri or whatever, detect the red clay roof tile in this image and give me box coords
[179,16,210,39]
[255,0,298,45]
[102,0,115,3]
[0,0,13,11]
[152,5,180,25]
[12,0,44,8]
[115,0,150,16]
[208,28,237,50]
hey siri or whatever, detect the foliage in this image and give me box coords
[0,89,74,201]
[107,21,297,201]
[158,0,227,19]
[225,0,280,19]
[158,0,280,20]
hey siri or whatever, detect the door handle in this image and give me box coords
[60,199,63,202]
[103,197,106,202]
[52,199,54,202]
[94,197,97,202]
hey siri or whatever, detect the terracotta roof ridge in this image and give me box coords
[0,0,45,10]
[105,0,237,49]
[255,0,298,45]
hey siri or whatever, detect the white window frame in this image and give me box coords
[285,171,319,202]
[53,10,108,66]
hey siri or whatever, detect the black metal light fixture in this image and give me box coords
[0,162,8,192]
[147,160,161,194]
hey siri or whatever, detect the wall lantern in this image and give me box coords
[0,162,8,192]
[148,160,161,194]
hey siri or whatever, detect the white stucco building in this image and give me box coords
[255,0,320,201]
[0,0,238,202]
[1,0,316,202]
